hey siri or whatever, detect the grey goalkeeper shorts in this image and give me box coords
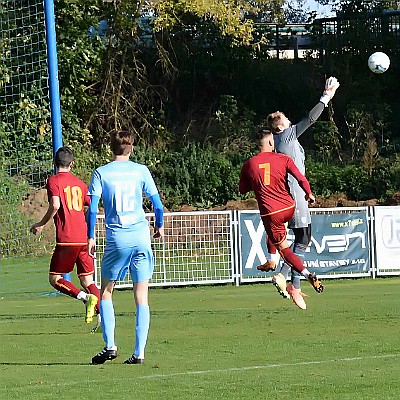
[288,183,311,229]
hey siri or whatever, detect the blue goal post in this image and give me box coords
[44,0,70,282]
[44,0,63,156]
[0,0,67,295]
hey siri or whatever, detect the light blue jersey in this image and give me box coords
[89,160,158,234]
[88,160,159,282]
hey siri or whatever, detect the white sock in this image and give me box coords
[77,291,89,302]
[273,252,281,265]
[301,268,311,279]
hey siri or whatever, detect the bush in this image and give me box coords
[0,171,32,257]
[133,142,249,210]
[307,156,400,202]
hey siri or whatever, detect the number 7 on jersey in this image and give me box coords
[258,163,270,186]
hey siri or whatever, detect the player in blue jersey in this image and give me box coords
[88,130,164,365]
[264,77,339,309]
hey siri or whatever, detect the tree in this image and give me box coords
[315,0,400,13]
[284,0,315,23]
[81,0,285,146]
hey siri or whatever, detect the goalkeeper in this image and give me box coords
[263,77,340,310]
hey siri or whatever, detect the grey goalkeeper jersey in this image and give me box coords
[273,102,325,228]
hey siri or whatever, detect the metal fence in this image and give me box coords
[314,10,400,56]
[94,211,236,288]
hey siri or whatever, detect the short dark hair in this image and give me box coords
[54,146,74,168]
[110,130,133,156]
[256,128,273,145]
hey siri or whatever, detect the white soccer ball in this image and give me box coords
[368,52,390,74]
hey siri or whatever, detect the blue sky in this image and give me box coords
[305,0,336,17]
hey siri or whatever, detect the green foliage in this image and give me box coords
[153,0,257,46]
[4,0,400,214]
[344,101,392,161]
[213,95,257,152]
[55,0,106,146]
[66,141,111,185]
[0,98,52,185]
[312,120,342,162]
[0,0,53,184]
[134,142,248,210]
[0,171,32,257]
[307,155,399,202]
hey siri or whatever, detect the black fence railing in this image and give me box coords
[312,10,400,57]
[255,10,400,59]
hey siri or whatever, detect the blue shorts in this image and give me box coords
[101,223,154,282]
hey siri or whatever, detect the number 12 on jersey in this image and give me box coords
[112,181,136,212]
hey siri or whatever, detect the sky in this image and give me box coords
[305,0,336,17]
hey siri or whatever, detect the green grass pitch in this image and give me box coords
[1,278,400,399]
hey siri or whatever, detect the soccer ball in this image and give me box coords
[368,52,390,74]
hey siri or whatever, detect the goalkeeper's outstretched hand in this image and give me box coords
[319,76,340,106]
[323,76,340,99]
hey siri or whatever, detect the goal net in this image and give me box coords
[0,0,54,296]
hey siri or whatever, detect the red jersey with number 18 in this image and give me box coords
[239,152,311,216]
[46,172,90,244]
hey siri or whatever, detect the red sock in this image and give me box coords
[279,247,305,274]
[54,278,81,299]
[86,283,100,314]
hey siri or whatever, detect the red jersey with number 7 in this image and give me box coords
[239,152,311,216]
[46,172,90,244]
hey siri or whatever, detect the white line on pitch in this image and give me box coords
[139,353,400,380]
[1,353,399,393]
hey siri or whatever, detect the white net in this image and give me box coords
[0,0,53,296]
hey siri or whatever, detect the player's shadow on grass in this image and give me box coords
[4,332,78,336]
[0,362,91,365]
[0,313,85,320]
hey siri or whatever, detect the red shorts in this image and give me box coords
[49,245,94,277]
[261,207,294,247]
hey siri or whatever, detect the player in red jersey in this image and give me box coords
[30,147,100,324]
[239,130,324,297]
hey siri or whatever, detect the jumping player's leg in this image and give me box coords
[257,235,280,272]
[276,241,306,275]
[276,241,323,293]
[262,212,294,298]
[264,210,323,296]
[291,225,311,289]
[287,192,311,286]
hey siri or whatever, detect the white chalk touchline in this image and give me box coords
[2,353,399,393]
[139,353,400,380]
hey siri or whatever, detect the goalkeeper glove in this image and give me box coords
[320,76,340,106]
